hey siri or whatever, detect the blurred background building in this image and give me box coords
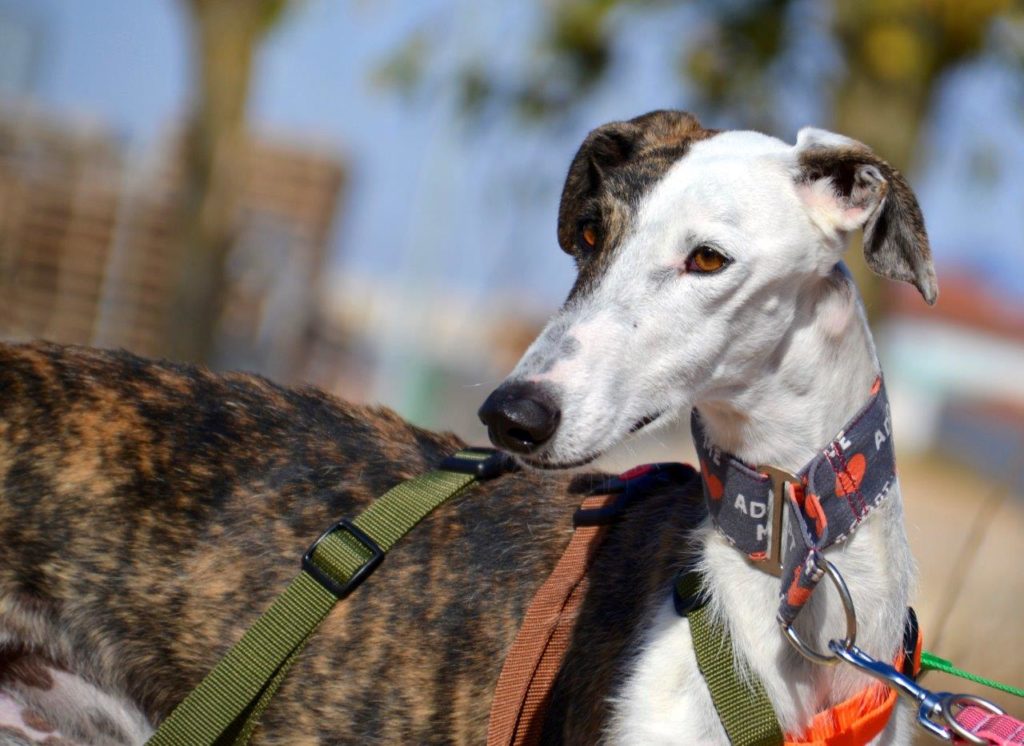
[0,0,1021,731]
[0,107,343,379]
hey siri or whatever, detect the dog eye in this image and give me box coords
[577,223,599,252]
[685,246,729,274]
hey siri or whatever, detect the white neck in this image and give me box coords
[609,270,917,743]
[696,269,879,473]
[699,271,913,731]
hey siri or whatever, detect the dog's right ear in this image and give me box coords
[793,128,938,305]
[557,121,640,254]
[558,111,709,254]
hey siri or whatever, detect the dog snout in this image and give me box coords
[478,381,561,454]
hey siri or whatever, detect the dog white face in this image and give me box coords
[479,111,936,468]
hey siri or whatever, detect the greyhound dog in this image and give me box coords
[0,110,935,744]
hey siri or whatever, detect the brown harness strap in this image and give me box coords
[486,492,617,746]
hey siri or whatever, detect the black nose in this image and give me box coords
[478,381,561,454]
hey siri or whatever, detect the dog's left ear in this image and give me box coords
[794,127,938,305]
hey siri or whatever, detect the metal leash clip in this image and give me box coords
[781,559,1006,743]
[828,640,1005,743]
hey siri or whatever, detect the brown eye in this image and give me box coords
[686,246,729,274]
[578,223,598,251]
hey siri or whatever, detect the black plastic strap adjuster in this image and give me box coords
[901,606,920,678]
[672,569,710,617]
[302,518,385,598]
[439,447,517,480]
[574,462,699,527]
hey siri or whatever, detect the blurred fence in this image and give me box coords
[0,104,345,381]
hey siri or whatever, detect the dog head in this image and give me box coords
[479,110,936,468]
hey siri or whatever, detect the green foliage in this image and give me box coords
[372,29,433,95]
[379,0,1022,155]
[376,0,1022,320]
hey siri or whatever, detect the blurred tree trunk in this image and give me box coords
[168,0,287,365]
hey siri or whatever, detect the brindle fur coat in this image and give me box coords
[0,341,702,744]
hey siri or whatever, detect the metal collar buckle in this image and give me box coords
[751,464,800,577]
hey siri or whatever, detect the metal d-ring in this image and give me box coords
[942,693,1005,745]
[780,559,858,665]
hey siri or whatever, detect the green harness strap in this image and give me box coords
[147,448,511,746]
[675,571,784,746]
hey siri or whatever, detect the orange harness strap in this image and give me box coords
[785,627,923,746]
[486,492,617,746]
[785,683,897,746]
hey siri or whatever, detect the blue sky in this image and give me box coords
[4,0,1023,309]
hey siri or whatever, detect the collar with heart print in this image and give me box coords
[691,378,896,625]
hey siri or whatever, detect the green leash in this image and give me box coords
[147,448,513,746]
[675,571,784,746]
[920,650,1024,699]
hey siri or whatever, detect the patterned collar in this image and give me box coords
[691,378,896,625]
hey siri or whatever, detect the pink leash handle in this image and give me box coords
[955,705,1024,745]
